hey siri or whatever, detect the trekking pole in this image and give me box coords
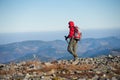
[64,36,69,44]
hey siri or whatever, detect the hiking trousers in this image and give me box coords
[67,38,78,58]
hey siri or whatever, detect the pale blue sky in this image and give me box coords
[0,0,120,33]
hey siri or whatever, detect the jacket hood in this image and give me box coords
[68,21,74,27]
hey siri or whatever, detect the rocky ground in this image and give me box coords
[0,55,120,80]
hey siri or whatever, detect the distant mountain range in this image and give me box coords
[0,37,120,63]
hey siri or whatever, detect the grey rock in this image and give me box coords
[111,77,117,80]
[92,75,99,80]
[78,78,86,80]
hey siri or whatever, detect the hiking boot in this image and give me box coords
[74,57,79,61]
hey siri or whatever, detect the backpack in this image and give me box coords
[74,26,82,40]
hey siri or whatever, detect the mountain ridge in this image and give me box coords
[0,36,120,63]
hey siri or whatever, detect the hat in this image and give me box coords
[68,21,74,27]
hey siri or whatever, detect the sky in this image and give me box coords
[0,0,120,33]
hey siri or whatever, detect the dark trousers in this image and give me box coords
[67,38,78,58]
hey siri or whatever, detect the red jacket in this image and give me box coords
[68,26,74,38]
[68,21,75,38]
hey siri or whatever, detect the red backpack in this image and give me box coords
[74,26,82,40]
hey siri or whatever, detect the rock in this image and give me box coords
[51,73,56,77]
[92,75,99,80]
[0,56,120,80]
[116,76,120,80]
[46,69,56,75]
[62,71,66,74]
[24,73,30,80]
[44,62,53,66]
[40,76,45,79]
[103,74,106,77]
[74,71,82,74]
[0,64,5,70]
[78,78,86,80]
[108,54,113,58]
[111,77,117,80]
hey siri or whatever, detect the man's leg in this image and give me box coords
[68,38,78,60]
[73,39,78,60]
[67,38,74,55]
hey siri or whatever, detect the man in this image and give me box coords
[65,21,80,60]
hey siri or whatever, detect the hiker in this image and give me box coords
[65,21,81,60]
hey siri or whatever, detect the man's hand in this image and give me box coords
[64,36,68,40]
